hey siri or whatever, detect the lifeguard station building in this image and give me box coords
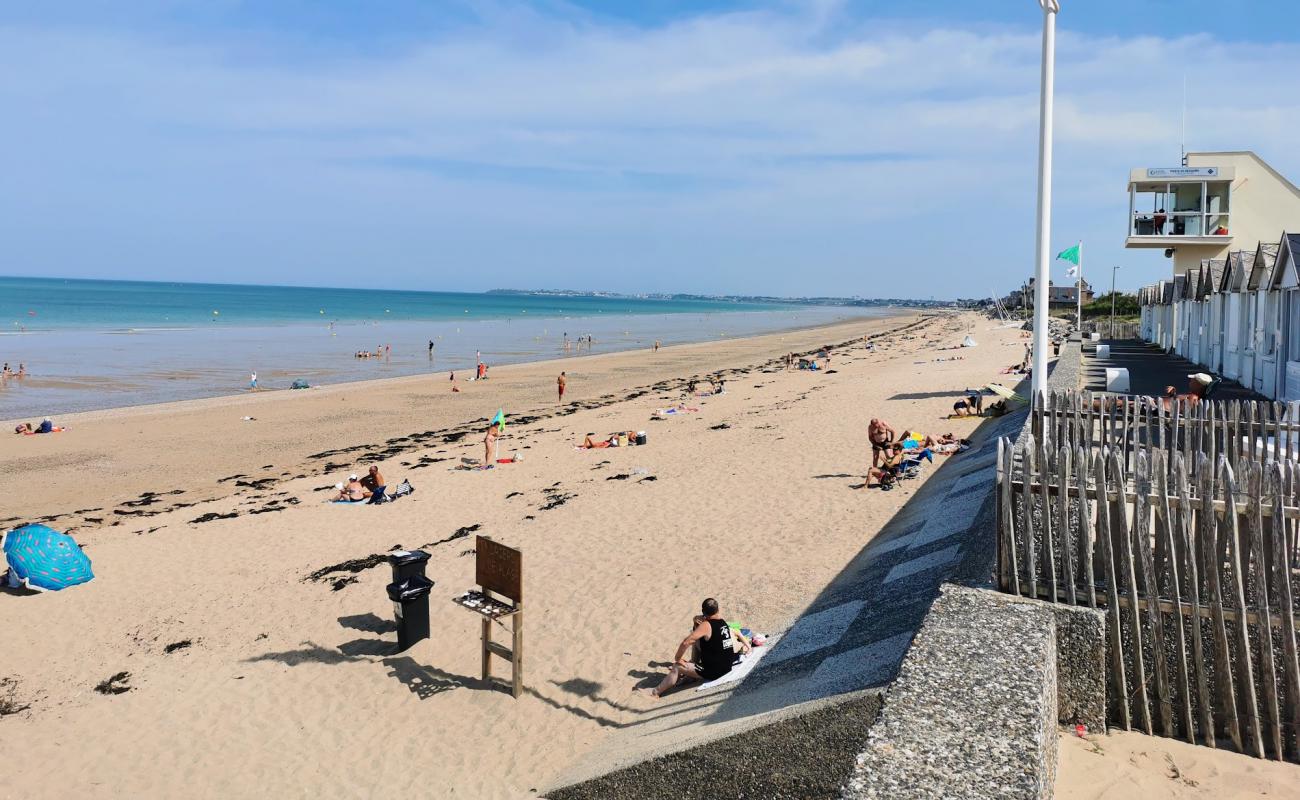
[1132,151,1300,402]
[1126,151,1300,275]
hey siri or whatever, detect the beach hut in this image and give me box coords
[1185,266,1204,364]
[1203,258,1226,373]
[1221,250,1253,382]
[1248,241,1280,397]
[1267,233,1300,401]
[1160,279,1177,351]
[1173,273,1191,357]
[1139,285,1155,341]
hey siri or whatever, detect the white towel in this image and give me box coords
[695,643,772,691]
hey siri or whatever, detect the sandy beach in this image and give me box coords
[1058,729,1299,799]
[2,311,1031,797]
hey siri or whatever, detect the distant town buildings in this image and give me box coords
[1003,277,1093,311]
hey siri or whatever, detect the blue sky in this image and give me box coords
[2,1,1298,298]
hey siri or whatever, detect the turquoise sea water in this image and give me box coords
[0,277,789,331]
[0,277,881,418]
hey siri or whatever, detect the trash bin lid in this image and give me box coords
[388,549,431,567]
[386,575,435,602]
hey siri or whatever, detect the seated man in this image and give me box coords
[648,598,750,698]
[868,443,909,490]
[361,466,387,503]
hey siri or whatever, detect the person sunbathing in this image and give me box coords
[899,430,937,450]
[647,598,750,698]
[579,434,613,449]
[333,475,369,502]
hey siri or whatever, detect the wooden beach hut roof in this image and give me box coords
[1161,279,1175,304]
[1171,274,1187,302]
[1269,232,1299,290]
[1201,259,1225,299]
[1225,249,1256,292]
[1247,241,1278,291]
[1184,267,1201,300]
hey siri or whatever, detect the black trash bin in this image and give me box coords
[386,575,434,651]
[388,549,431,585]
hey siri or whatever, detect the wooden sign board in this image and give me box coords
[476,536,522,604]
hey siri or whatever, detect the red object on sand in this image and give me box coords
[1074,724,1086,738]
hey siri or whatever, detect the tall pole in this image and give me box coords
[1076,239,1083,332]
[1110,265,1119,338]
[1031,0,1060,402]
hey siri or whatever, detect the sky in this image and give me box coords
[2,1,1299,299]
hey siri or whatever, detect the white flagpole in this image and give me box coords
[1076,240,1083,330]
[1031,1,1059,403]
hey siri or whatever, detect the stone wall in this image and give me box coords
[841,585,1062,800]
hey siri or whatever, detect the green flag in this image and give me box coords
[1056,244,1080,265]
[491,409,506,432]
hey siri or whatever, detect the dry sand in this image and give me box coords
[1058,729,1299,799]
[1,311,1028,798]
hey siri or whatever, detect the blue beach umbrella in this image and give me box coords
[2,524,94,592]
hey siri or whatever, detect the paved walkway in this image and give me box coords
[1081,338,1264,400]
[730,407,1026,707]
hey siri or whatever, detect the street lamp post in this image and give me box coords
[1031,0,1060,403]
[1110,265,1120,338]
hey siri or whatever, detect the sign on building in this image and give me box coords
[1146,167,1219,178]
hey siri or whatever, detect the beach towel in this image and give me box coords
[695,642,772,691]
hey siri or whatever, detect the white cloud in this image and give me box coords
[0,4,1297,295]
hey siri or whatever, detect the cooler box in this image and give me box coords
[1105,368,1130,393]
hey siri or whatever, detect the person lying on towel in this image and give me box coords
[646,597,750,698]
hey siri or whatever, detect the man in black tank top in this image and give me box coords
[647,598,750,698]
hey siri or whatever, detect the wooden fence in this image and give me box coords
[1031,390,1299,480]
[1082,320,1142,340]
[996,434,1300,760]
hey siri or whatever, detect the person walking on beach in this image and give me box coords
[646,598,749,698]
[557,371,567,403]
[653,340,660,353]
[428,340,434,357]
[450,372,460,392]
[249,371,258,391]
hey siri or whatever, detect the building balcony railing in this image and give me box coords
[1130,212,1230,238]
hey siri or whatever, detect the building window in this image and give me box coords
[1129,180,1229,237]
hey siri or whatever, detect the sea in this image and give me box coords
[0,277,887,418]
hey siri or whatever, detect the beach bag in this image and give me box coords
[392,480,415,499]
[635,432,647,446]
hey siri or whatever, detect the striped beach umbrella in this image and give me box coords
[2,524,94,592]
